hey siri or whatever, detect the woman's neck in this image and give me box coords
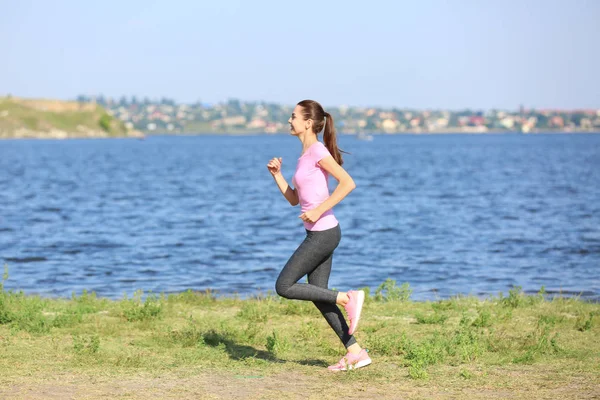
[300,133,318,153]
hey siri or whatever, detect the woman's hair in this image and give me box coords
[297,99,344,166]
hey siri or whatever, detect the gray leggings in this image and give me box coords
[275,224,356,348]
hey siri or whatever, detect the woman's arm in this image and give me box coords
[299,156,356,223]
[273,172,299,206]
[267,157,299,206]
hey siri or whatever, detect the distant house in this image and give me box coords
[550,116,564,128]
[247,118,267,129]
[469,116,486,126]
[222,116,247,126]
[381,119,398,132]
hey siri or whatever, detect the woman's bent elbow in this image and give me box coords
[289,194,300,206]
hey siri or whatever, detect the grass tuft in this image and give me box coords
[119,290,163,322]
[374,279,412,302]
[575,312,594,332]
[266,330,291,357]
[415,312,449,325]
[73,334,100,355]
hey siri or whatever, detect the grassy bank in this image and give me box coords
[0,97,140,139]
[0,272,598,399]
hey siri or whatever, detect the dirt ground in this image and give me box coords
[1,370,599,400]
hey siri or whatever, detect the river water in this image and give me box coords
[1,133,599,301]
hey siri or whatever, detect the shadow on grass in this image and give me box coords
[202,330,328,367]
[293,359,329,367]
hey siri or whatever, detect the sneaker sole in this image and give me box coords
[348,290,365,335]
[329,358,372,372]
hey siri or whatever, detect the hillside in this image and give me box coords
[0,97,143,139]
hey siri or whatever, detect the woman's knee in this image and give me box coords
[275,278,291,298]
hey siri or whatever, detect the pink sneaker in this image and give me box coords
[344,290,365,335]
[327,349,372,372]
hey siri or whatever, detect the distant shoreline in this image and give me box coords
[0,97,144,140]
[4,96,599,139]
[108,128,600,137]
[6,130,600,140]
[2,127,599,140]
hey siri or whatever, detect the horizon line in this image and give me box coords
[2,93,599,113]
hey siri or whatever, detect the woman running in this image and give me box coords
[266,99,371,371]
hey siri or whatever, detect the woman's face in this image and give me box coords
[288,105,308,136]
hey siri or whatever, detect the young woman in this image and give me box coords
[266,99,371,371]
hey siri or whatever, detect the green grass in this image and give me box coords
[1,271,599,398]
[0,97,129,138]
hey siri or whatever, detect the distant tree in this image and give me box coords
[365,116,377,130]
[244,103,255,121]
[227,98,242,115]
[99,114,112,132]
[570,113,586,126]
[536,114,549,128]
[448,113,459,127]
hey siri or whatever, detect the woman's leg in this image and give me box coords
[275,225,341,303]
[308,251,357,349]
[276,225,364,352]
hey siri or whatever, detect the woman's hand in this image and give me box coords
[267,157,282,176]
[299,208,323,223]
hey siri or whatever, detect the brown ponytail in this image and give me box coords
[322,112,343,166]
[297,100,345,166]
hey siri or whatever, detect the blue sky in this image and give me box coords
[1,0,599,109]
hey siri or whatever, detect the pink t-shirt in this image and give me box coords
[292,141,339,231]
